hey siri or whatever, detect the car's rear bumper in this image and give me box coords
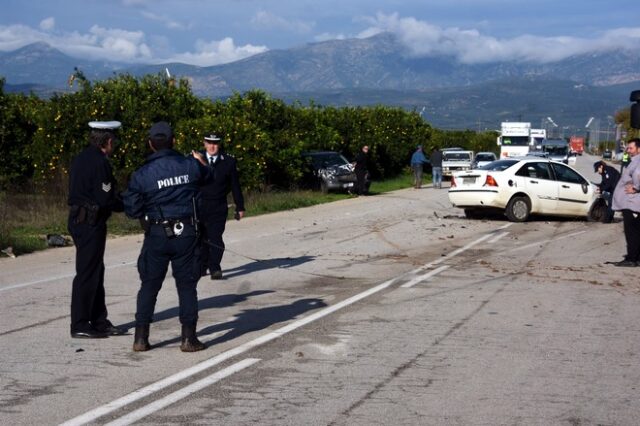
[448,189,504,208]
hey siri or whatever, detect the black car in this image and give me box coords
[602,149,613,160]
[301,151,369,193]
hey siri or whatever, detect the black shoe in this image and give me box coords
[71,329,108,339]
[210,270,223,280]
[614,260,638,267]
[97,325,129,336]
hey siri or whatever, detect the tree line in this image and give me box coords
[0,72,500,191]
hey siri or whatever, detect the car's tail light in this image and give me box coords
[450,175,457,188]
[484,175,498,187]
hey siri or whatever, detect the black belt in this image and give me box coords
[148,217,193,225]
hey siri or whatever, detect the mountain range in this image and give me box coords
[1,33,639,130]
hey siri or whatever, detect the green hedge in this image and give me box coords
[0,73,499,191]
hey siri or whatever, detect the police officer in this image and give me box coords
[352,145,369,195]
[68,121,126,338]
[123,122,210,352]
[594,160,620,223]
[197,134,245,280]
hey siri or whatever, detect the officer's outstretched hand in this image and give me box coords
[192,150,207,166]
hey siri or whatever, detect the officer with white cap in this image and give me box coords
[68,120,126,338]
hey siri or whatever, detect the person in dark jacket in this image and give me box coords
[123,122,210,352]
[352,145,369,195]
[67,121,126,339]
[196,134,245,280]
[594,160,620,223]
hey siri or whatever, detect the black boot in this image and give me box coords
[133,324,151,352]
[180,324,205,352]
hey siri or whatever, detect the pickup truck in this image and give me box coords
[442,149,474,177]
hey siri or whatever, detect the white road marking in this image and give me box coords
[488,231,509,244]
[58,224,582,425]
[59,277,399,426]
[0,261,136,293]
[401,265,450,288]
[508,231,586,253]
[103,358,260,426]
[497,223,513,230]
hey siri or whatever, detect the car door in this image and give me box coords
[515,161,558,213]
[549,162,593,215]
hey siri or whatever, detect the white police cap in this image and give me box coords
[88,120,122,130]
[203,134,221,143]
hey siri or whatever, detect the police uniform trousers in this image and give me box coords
[135,224,201,326]
[200,199,228,273]
[355,170,367,195]
[621,209,640,262]
[68,217,109,333]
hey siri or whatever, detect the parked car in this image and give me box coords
[602,149,613,160]
[301,151,370,193]
[448,158,600,222]
[472,152,497,169]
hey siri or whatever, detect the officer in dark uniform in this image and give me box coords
[594,160,620,223]
[123,122,210,352]
[197,134,245,280]
[352,145,369,195]
[68,121,126,338]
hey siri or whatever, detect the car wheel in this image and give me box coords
[505,196,531,222]
[588,199,608,223]
[464,208,482,219]
[320,179,329,194]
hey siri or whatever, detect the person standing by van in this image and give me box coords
[430,147,443,189]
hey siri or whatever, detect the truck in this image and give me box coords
[541,139,570,164]
[530,128,547,146]
[442,148,474,177]
[569,136,585,155]
[497,122,531,158]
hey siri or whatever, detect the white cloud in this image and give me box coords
[314,32,347,42]
[39,17,55,31]
[0,23,152,62]
[167,37,268,67]
[251,11,314,34]
[141,11,189,30]
[360,12,640,64]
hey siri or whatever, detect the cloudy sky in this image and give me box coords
[1,0,639,66]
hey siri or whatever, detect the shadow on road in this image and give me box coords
[116,290,274,331]
[221,255,316,279]
[152,297,327,349]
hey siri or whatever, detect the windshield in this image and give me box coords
[479,159,519,171]
[443,152,472,161]
[305,153,349,169]
[543,146,568,156]
[475,154,495,162]
[500,136,529,146]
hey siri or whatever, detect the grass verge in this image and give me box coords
[0,171,423,256]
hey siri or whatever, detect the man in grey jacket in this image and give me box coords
[611,138,640,266]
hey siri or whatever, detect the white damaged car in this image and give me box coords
[448,158,604,222]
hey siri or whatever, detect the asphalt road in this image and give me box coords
[1,154,638,426]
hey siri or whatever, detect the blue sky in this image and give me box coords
[1,0,639,66]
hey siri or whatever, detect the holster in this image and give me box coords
[70,204,100,226]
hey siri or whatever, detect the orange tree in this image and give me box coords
[0,79,43,188]
[30,72,205,185]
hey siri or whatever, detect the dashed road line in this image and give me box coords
[103,358,260,426]
[401,265,450,288]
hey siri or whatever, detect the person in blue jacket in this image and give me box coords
[123,121,210,352]
[410,145,429,189]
